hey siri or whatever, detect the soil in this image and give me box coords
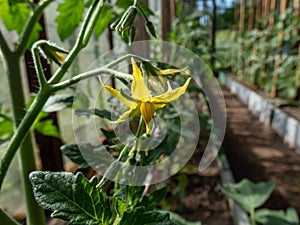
[222,86,300,216]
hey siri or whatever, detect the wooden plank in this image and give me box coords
[271,0,289,97]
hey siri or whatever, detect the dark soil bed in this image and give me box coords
[222,86,300,216]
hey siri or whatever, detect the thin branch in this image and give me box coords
[51,68,132,92]
[31,41,47,87]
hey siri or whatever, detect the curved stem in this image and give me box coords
[51,68,132,92]
[32,42,47,87]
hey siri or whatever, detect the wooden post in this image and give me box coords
[234,1,240,31]
[259,0,271,82]
[239,0,246,33]
[269,0,277,25]
[271,0,289,97]
[294,0,300,100]
[161,0,172,41]
[248,0,256,30]
[211,0,217,74]
[255,0,263,27]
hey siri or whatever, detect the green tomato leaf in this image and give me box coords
[43,94,74,112]
[0,119,13,138]
[0,1,30,34]
[118,207,175,225]
[255,208,299,225]
[75,108,112,120]
[55,0,85,41]
[139,187,167,211]
[29,172,112,225]
[60,143,112,169]
[159,210,201,225]
[94,5,111,38]
[34,119,60,138]
[218,179,275,213]
[60,143,91,169]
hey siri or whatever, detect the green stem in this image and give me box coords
[250,207,256,225]
[52,68,132,91]
[2,55,47,225]
[0,210,20,225]
[0,86,52,191]
[31,42,47,87]
[15,0,55,57]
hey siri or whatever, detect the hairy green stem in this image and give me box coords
[2,54,47,225]
[52,68,132,91]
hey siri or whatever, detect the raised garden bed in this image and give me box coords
[221,75,300,152]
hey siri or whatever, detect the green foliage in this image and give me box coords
[0,1,30,34]
[94,5,112,37]
[0,0,41,47]
[231,6,300,100]
[43,93,74,112]
[55,0,85,41]
[60,143,94,169]
[255,208,299,225]
[219,179,299,225]
[218,179,275,213]
[118,207,175,225]
[29,172,112,225]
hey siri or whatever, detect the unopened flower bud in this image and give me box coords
[145,21,157,38]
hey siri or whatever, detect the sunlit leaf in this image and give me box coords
[94,5,111,38]
[218,179,275,213]
[43,94,74,112]
[55,0,85,41]
[35,119,60,138]
[30,172,112,225]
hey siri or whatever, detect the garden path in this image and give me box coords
[222,87,300,216]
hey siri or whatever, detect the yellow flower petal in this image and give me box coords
[131,58,151,99]
[157,68,182,75]
[101,80,135,107]
[116,102,141,122]
[152,78,191,108]
[140,102,155,134]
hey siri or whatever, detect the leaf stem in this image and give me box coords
[51,68,132,91]
[32,41,47,87]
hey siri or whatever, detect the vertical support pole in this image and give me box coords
[161,0,172,41]
[294,0,300,100]
[271,0,289,97]
[211,0,217,74]
[248,0,256,31]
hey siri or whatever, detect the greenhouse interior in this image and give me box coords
[0,0,299,224]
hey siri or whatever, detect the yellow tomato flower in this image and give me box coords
[101,58,191,134]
